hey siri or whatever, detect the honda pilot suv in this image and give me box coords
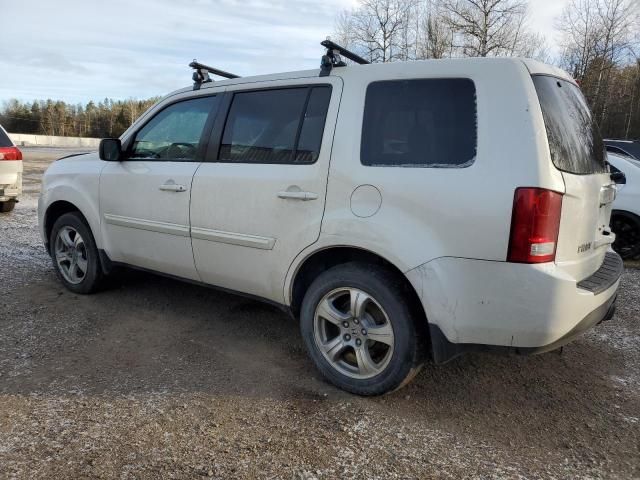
[38,46,622,395]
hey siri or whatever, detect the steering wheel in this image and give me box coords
[166,142,197,159]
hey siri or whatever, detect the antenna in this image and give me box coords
[189,59,240,89]
[320,39,370,76]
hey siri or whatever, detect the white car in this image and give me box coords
[38,44,622,395]
[0,124,23,213]
[607,152,640,258]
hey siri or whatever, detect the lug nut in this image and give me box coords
[353,318,359,324]
[342,321,349,328]
[361,329,367,335]
[355,338,362,346]
[344,334,351,341]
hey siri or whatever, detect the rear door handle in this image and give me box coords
[159,183,187,192]
[277,191,318,201]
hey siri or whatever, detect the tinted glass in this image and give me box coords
[361,79,477,167]
[606,146,631,157]
[533,76,606,174]
[220,88,308,164]
[0,127,12,147]
[295,87,332,164]
[606,141,640,160]
[130,96,218,160]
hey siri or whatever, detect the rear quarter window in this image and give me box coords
[361,79,477,168]
[533,76,606,175]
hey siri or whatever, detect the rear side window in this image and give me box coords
[219,86,331,164]
[533,76,606,174]
[0,127,12,147]
[361,79,477,167]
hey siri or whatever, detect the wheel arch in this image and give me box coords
[44,200,92,251]
[288,245,427,334]
[612,208,640,220]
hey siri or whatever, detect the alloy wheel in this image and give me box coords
[313,287,395,379]
[612,215,640,259]
[54,226,89,284]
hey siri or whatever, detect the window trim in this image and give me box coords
[205,84,333,165]
[123,94,221,163]
[359,78,478,169]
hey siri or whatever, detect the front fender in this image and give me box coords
[39,154,103,249]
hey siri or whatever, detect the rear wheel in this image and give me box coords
[0,200,16,213]
[50,212,104,294]
[611,211,640,259]
[300,262,423,395]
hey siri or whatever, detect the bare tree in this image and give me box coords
[557,0,638,124]
[333,0,416,63]
[416,0,455,59]
[441,0,528,57]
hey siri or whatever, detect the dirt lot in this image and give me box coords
[1,147,639,479]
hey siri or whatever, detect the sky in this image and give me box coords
[0,0,571,104]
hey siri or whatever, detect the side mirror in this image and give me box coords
[99,138,122,161]
[610,170,626,185]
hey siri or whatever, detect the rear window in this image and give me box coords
[361,79,477,168]
[533,76,606,175]
[0,127,12,147]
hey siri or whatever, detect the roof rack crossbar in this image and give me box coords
[320,39,369,76]
[189,59,240,89]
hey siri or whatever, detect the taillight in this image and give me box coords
[0,146,22,161]
[507,188,563,264]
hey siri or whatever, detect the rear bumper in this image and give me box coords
[406,253,623,363]
[0,161,23,201]
[428,291,617,362]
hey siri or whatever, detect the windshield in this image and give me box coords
[533,76,606,175]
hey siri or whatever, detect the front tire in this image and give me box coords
[300,262,423,396]
[0,200,16,213]
[49,212,104,294]
[611,211,640,259]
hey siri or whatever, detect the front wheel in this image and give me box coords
[300,262,423,395]
[50,212,104,294]
[611,211,640,259]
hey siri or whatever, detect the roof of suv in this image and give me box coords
[168,57,575,98]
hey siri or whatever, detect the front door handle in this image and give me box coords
[159,183,187,192]
[277,191,318,201]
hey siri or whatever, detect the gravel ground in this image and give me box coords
[0,147,639,479]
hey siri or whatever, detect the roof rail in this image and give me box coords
[320,39,370,77]
[189,59,240,90]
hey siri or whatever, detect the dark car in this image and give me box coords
[605,139,640,160]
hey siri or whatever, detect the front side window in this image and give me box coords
[219,86,331,164]
[130,96,218,161]
[361,79,477,168]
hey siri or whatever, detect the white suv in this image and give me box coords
[607,152,640,258]
[38,47,622,395]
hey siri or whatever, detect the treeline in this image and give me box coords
[0,98,159,138]
[1,0,638,140]
[335,0,640,139]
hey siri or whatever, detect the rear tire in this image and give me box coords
[0,200,16,213]
[300,262,423,396]
[611,211,640,259]
[49,212,104,294]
